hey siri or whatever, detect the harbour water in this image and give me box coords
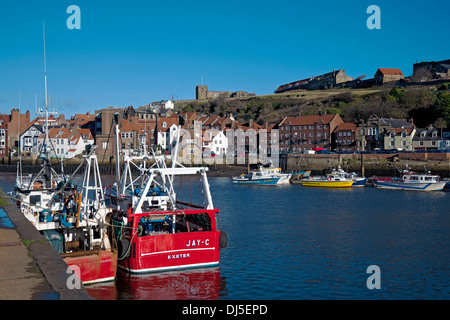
[1,173,449,299]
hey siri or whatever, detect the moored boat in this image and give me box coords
[376,170,446,191]
[301,173,354,188]
[232,163,292,185]
[109,127,227,274]
[331,166,366,187]
[13,150,118,284]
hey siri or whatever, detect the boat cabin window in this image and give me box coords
[136,212,212,237]
[176,213,211,233]
[29,195,41,205]
[409,176,419,181]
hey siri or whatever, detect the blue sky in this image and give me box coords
[0,0,449,118]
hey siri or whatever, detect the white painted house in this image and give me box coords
[202,129,228,156]
[20,124,44,153]
[152,100,174,112]
[35,128,89,158]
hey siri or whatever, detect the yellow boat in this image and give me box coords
[301,173,354,188]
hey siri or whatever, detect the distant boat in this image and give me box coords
[376,169,446,191]
[301,173,354,188]
[232,164,292,185]
[443,179,450,191]
[331,166,366,187]
[290,170,311,184]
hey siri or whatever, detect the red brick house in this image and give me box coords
[333,123,358,153]
[278,114,344,152]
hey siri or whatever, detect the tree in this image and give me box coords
[434,92,450,127]
[412,68,433,82]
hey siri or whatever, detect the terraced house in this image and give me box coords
[278,114,343,152]
[384,127,416,151]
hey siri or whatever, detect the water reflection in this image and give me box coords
[86,267,227,300]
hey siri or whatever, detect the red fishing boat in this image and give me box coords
[112,166,227,274]
[109,126,227,274]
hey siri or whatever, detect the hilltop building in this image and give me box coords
[413,59,450,81]
[275,69,353,93]
[196,85,255,100]
[374,68,405,85]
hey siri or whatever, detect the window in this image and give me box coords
[102,142,108,150]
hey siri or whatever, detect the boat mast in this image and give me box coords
[43,21,49,156]
[114,113,121,208]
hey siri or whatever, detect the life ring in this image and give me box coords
[328,176,332,181]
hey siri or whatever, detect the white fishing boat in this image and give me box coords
[9,23,117,285]
[232,163,292,185]
[376,168,446,191]
[331,166,366,187]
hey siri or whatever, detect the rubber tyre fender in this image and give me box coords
[219,230,228,249]
[118,239,131,259]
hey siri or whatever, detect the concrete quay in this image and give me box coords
[0,194,92,300]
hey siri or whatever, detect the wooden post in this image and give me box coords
[247,152,250,174]
[361,153,365,178]
[75,192,82,228]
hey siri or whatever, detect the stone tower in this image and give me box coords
[196,85,208,100]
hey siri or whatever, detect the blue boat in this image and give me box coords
[376,171,446,191]
[232,164,291,185]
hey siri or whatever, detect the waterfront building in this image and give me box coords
[278,114,344,153]
[0,115,9,157]
[202,129,228,156]
[19,124,44,153]
[412,125,450,151]
[333,123,358,153]
[0,109,31,157]
[384,128,416,151]
[356,115,414,151]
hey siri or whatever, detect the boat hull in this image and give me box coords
[62,249,117,285]
[232,177,280,185]
[118,231,221,274]
[376,181,446,191]
[352,178,367,187]
[301,180,354,188]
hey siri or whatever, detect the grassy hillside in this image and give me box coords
[175,84,450,128]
